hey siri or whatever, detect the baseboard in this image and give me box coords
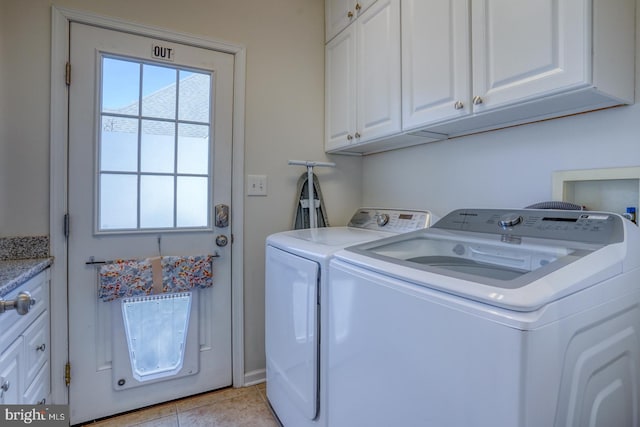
[244,369,266,386]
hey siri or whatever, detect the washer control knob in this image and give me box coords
[499,213,523,228]
[376,213,390,227]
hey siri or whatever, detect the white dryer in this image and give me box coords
[265,208,436,427]
[328,208,640,427]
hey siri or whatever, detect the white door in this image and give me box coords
[67,23,234,424]
[471,0,588,111]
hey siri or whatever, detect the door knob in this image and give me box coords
[216,235,229,247]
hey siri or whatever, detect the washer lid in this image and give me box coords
[339,208,635,311]
[349,229,595,290]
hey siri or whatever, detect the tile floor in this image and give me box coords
[81,383,281,427]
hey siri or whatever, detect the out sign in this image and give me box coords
[151,44,174,62]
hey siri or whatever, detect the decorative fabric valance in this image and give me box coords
[99,255,214,302]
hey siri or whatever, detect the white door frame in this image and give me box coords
[49,6,246,405]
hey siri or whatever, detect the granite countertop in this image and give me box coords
[0,258,53,298]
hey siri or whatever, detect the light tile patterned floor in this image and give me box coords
[81,384,281,427]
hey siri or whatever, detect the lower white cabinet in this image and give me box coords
[0,270,50,404]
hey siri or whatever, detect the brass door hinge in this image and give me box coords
[65,62,71,86]
[65,362,71,386]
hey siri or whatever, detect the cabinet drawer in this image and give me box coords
[23,361,49,405]
[23,311,49,386]
[0,337,23,404]
[0,271,49,349]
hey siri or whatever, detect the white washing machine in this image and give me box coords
[328,208,640,427]
[265,208,437,427]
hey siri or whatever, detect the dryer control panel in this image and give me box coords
[434,209,624,244]
[348,208,434,233]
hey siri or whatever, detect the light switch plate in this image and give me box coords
[247,175,267,196]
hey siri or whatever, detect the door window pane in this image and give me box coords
[102,58,140,114]
[177,124,209,175]
[142,64,177,119]
[100,174,138,230]
[140,176,175,228]
[141,120,175,173]
[178,71,211,122]
[101,117,139,172]
[177,177,208,227]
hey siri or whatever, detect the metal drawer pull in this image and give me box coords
[36,343,46,352]
[1,378,9,399]
[39,399,46,405]
[0,291,35,315]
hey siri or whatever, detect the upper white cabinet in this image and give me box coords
[325,0,401,152]
[329,0,635,155]
[471,0,588,112]
[326,0,377,42]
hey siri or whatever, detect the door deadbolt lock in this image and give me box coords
[215,204,229,228]
[216,235,229,247]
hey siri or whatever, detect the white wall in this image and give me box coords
[363,105,640,217]
[0,1,51,234]
[0,0,362,376]
[362,1,640,219]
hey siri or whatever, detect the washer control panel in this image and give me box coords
[348,208,433,233]
[434,209,624,244]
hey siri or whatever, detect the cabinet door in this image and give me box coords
[471,0,588,112]
[401,0,470,130]
[326,0,378,42]
[326,0,354,42]
[0,338,23,404]
[23,362,50,404]
[23,311,49,387]
[326,25,357,151]
[356,0,401,143]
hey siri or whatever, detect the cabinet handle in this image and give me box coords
[472,95,484,105]
[0,291,35,316]
[39,399,46,405]
[347,10,354,18]
[454,101,464,110]
[355,132,361,138]
[347,134,354,141]
[355,2,362,11]
[0,378,9,399]
[36,343,46,352]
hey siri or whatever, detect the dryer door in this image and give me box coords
[265,246,319,420]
